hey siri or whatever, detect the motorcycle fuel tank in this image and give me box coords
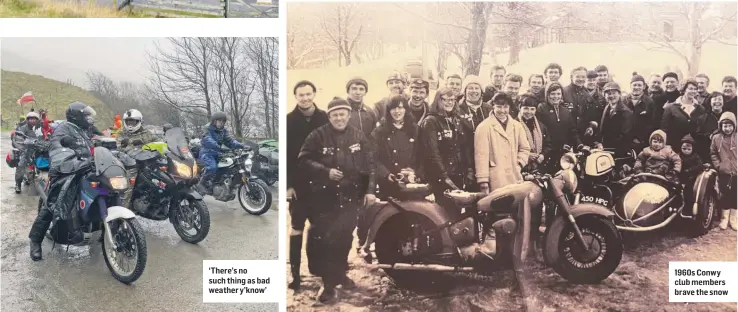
[616,182,670,227]
[585,151,615,177]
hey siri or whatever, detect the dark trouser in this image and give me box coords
[15,153,28,186]
[718,174,737,211]
[306,204,359,288]
[28,201,53,243]
[288,185,309,286]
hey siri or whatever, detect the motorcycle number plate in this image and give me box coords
[581,195,608,207]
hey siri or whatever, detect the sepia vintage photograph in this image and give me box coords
[286,2,738,311]
[1,37,279,311]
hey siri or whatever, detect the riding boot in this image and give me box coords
[197,174,213,195]
[28,206,54,261]
[729,209,738,231]
[287,235,303,290]
[15,181,22,194]
[720,209,730,230]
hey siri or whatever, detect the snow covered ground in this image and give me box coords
[287,41,737,110]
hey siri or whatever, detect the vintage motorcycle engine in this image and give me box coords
[616,182,670,227]
[212,176,236,202]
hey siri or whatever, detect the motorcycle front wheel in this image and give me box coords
[102,218,148,284]
[238,180,272,215]
[543,214,623,284]
[172,198,211,244]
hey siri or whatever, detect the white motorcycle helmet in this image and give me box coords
[123,109,143,133]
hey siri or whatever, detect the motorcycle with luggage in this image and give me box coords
[121,127,210,244]
[40,145,148,284]
[11,131,51,197]
[360,168,623,288]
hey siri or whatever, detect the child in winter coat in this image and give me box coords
[633,129,682,184]
[710,112,737,230]
[679,134,704,205]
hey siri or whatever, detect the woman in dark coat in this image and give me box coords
[419,87,473,215]
[371,95,420,198]
[661,79,711,160]
[536,82,581,173]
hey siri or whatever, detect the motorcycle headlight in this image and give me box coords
[109,176,128,190]
[244,158,253,172]
[173,160,193,178]
[560,152,577,170]
[556,169,578,193]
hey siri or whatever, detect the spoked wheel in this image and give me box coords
[102,218,147,284]
[172,199,210,244]
[543,215,623,284]
[238,180,272,215]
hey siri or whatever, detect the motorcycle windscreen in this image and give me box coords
[94,146,126,178]
[617,182,670,226]
[165,127,194,160]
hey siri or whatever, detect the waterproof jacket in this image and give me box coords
[371,121,419,180]
[46,121,95,220]
[287,105,329,189]
[418,98,472,184]
[348,100,379,138]
[116,127,158,153]
[298,124,376,205]
[562,83,594,133]
[200,124,245,157]
[710,112,737,177]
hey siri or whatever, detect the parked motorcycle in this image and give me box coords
[40,145,147,284]
[122,127,210,244]
[12,132,50,197]
[253,145,278,186]
[361,169,623,287]
[195,147,272,215]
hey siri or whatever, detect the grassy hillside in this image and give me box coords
[288,41,737,110]
[1,70,114,127]
[0,0,145,17]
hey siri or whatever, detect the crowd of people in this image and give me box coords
[287,62,738,303]
[10,102,243,262]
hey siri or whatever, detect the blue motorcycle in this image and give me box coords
[40,145,148,284]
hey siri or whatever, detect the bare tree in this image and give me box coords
[245,37,279,139]
[288,23,321,69]
[320,3,365,67]
[146,38,215,119]
[210,38,258,139]
[640,3,736,77]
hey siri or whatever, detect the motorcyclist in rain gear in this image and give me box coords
[14,111,42,193]
[197,112,245,194]
[116,109,159,210]
[28,101,97,261]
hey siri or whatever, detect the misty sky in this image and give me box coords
[1,38,172,86]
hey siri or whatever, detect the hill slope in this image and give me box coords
[1,70,114,127]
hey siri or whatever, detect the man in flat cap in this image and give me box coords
[373,71,407,119]
[298,97,376,303]
[407,78,430,124]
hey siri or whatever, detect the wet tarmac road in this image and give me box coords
[0,133,279,312]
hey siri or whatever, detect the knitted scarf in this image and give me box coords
[519,115,543,156]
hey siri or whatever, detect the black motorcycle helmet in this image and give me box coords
[211,112,227,130]
[66,101,97,129]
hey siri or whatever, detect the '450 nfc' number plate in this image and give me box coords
[581,195,609,207]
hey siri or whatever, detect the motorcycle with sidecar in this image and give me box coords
[560,145,718,237]
[360,168,623,288]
